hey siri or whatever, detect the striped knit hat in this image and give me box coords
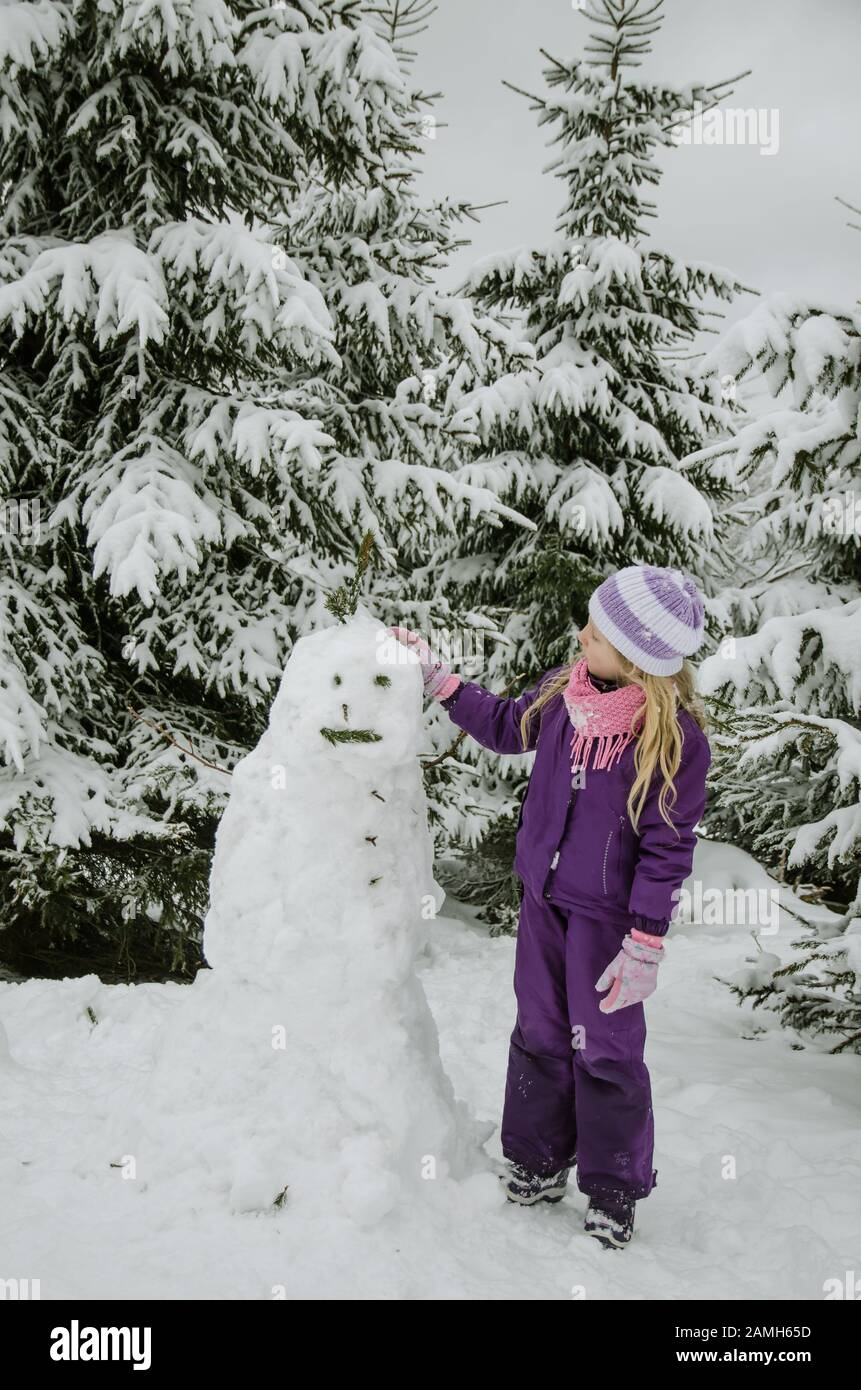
[587,565,706,676]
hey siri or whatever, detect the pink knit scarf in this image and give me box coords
[562,657,647,774]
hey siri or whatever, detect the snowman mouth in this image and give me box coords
[320,727,384,746]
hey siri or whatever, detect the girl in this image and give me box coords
[389,564,711,1251]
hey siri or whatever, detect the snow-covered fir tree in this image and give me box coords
[422,0,752,925]
[271,2,536,647]
[686,198,861,1052]
[0,0,533,977]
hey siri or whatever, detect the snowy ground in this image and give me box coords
[1,839,859,1301]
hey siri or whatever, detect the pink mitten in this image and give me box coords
[387,626,462,701]
[595,932,665,1013]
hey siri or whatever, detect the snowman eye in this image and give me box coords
[332,673,342,686]
[374,674,391,687]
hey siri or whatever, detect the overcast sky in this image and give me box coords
[410,0,860,399]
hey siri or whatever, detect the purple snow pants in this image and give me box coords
[501,883,658,1200]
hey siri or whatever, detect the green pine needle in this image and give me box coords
[319,727,383,745]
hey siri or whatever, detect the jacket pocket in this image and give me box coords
[553,802,628,907]
[602,814,627,897]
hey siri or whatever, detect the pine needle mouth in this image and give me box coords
[319,727,383,746]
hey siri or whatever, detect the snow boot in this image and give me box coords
[584,1191,636,1248]
[499,1159,572,1205]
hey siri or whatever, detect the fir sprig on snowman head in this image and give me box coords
[324,531,377,623]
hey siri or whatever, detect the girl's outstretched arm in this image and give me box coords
[439,665,566,756]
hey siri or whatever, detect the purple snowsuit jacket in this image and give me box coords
[440,666,711,931]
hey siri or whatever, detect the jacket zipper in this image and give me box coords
[543,791,575,897]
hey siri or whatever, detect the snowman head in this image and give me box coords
[270,615,424,772]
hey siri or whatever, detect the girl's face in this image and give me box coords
[577,615,627,680]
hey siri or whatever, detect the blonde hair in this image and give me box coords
[520,643,709,838]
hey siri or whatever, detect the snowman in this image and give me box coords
[121,610,490,1228]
